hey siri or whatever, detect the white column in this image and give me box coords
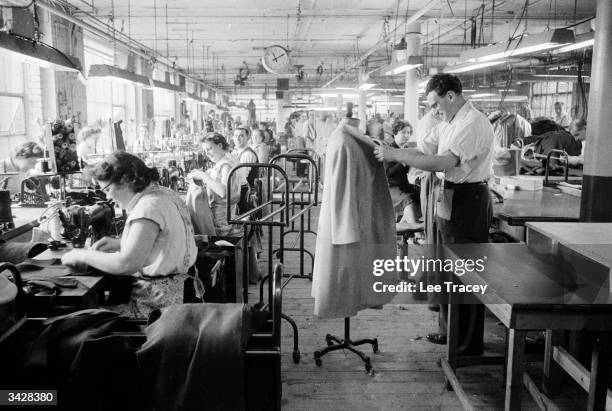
[358,68,367,132]
[404,22,421,132]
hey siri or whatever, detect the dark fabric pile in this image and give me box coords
[138,304,266,411]
[2,305,266,411]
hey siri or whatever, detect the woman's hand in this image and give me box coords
[373,144,397,162]
[90,236,120,252]
[61,249,88,267]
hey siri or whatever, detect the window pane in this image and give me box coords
[0,96,26,136]
[0,56,24,94]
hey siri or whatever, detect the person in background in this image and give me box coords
[554,101,571,129]
[264,128,281,157]
[303,110,317,150]
[516,103,532,122]
[568,118,587,166]
[190,133,241,236]
[386,120,418,219]
[231,127,262,283]
[251,128,270,164]
[365,118,385,143]
[232,127,259,191]
[76,126,102,160]
[61,151,197,317]
[0,141,44,195]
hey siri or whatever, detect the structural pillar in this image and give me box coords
[404,22,421,131]
[580,0,612,221]
[358,68,367,132]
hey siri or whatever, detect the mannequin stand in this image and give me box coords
[314,317,378,373]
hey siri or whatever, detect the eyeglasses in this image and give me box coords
[99,181,113,194]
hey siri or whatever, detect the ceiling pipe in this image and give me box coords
[321,0,442,88]
[36,0,222,94]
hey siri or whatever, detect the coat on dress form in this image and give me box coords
[312,121,397,318]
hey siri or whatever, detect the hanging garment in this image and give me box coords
[311,123,397,318]
[185,183,216,236]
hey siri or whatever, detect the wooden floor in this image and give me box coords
[251,201,586,410]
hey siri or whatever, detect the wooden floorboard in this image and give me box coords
[247,201,586,410]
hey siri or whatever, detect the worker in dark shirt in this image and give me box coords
[385,120,418,219]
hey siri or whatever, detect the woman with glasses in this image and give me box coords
[61,151,197,316]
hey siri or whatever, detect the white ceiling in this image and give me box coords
[63,0,596,96]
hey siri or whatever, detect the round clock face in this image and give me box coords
[262,45,290,74]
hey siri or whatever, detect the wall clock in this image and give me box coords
[262,45,291,74]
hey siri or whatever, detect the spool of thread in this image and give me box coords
[0,190,13,223]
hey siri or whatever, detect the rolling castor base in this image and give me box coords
[313,318,378,374]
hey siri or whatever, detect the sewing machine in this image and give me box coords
[63,202,115,248]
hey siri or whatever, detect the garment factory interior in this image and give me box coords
[1,0,612,410]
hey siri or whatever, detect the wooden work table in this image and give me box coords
[492,187,581,241]
[526,222,612,269]
[494,187,580,226]
[441,243,612,411]
[20,244,107,316]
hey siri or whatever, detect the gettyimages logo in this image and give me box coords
[372,255,487,277]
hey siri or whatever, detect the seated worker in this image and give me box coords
[189,133,241,236]
[568,118,587,166]
[386,120,419,219]
[61,151,197,317]
[519,117,582,171]
[0,141,44,195]
[76,126,102,161]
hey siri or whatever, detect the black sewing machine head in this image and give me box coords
[66,202,115,248]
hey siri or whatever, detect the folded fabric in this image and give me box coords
[137,303,266,411]
[0,241,48,265]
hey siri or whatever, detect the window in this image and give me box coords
[0,56,26,136]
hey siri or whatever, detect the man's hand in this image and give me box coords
[373,144,398,162]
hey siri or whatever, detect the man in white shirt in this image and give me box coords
[374,73,494,355]
[554,101,571,129]
[232,127,259,188]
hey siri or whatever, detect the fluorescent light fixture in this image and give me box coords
[0,31,82,73]
[319,93,358,98]
[382,56,424,76]
[555,32,594,53]
[470,95,529,102]
[335,87,355,90]
[444,60,508,73]
[312,107,339,111]
[375,102,403,106]
[532,69,590,78]
[358,83,376,90]
[88,64,151,87]
[555,39,594,53]
[152,79,184,92]
[458,28,574,63]
[469,93,497,98]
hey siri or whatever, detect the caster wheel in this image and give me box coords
[325,335,334,346]
[293,351,301,364]
[364,358,372,374]
[314,353,322,367]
